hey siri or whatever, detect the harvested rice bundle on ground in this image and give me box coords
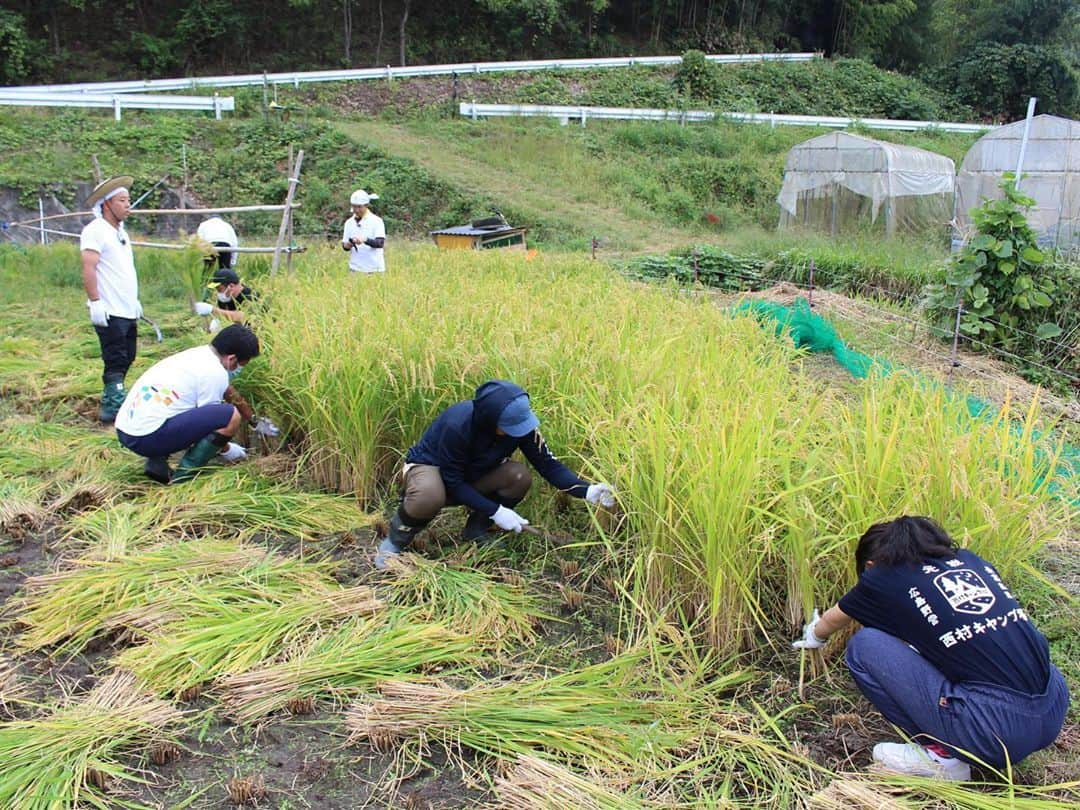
[343,652,707,777]
[146,465,373,541]
[493,754,652,809]
[0,477,48,541]
[113,584,383,697]
[11,540,337,657]
[383,554,549,652]
[223,614,478,723]
[0,655,29,716]
[0,671,185,809]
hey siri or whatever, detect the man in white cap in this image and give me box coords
[80,175,142,423]
[341,189,386,273]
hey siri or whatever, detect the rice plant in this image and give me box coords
[112,584,382,696]
[0,671,185,809]
[343,650,746,778]
[493,754,652,809]
[222,613,479,723]
[243,246,1074,658]
[382,554,550,652]
[11,539,339,657]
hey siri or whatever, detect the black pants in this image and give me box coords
[94,316,138,384]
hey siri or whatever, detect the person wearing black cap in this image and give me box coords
[80,175,142,423]
[193,266,256,327]
[373,379,616,569]
[114,324,273,484]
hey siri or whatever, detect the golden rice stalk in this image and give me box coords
[226,774,267,805]
[113,584,384,696]
[0,670,186,809]
[12,539,266,654]
[343,653,687,775]
[0,655,29,715]
[0,478,48,540]
[384,554,548,652]
[809,777,912,810]
[493,754,648,810]
[222,617,477,723]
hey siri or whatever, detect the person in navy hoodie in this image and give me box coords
[793,516,1068,780]
[374,380,615,569]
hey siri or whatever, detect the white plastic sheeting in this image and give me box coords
[955,114,1080,250]
[777,132,955,236]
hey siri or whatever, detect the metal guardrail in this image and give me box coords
[0,91,234,120]
[458,103,993,134]
[0,53,819,96]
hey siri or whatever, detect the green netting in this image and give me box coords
[738,296,1078,501]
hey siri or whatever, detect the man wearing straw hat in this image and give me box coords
[373,379,616,569]
[341,189,385,273]
[80,175,142,423]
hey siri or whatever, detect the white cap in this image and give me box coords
[350,189,379,206]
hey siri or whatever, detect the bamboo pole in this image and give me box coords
[10,204,301,228]
[272,149,304,275]
[6,222,306,253]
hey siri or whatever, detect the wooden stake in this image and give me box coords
[90,155,102,185]
[272,149,304,275]
[286,144,295,274]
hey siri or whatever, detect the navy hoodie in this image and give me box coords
[405,380,589,517]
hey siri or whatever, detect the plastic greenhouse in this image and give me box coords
[777,132,955,237]
[955,114,1080,250]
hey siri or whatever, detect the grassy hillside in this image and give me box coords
[1,58,982,255]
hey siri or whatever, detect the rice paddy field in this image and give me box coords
[0,241,1077,809]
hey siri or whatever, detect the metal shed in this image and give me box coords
[430,223,528,251]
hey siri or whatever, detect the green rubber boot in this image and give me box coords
[171,432,229,484]
[98,378,126,423]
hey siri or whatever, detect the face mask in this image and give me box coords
[217,292,232,303]
[228,365,243,380]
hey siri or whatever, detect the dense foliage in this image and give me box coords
[924,177,1079,390]
[1,1,1076,119]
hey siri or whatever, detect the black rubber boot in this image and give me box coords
[461,510,493,543]
[98,375,126,423]
[374,505,429,570]
[171,432,229,484]
[143,456,172,484]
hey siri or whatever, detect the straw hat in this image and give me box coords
[86,176,134,208]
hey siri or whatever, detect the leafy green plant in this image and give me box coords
[925,175,1061,348]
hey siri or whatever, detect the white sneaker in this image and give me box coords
[872,742,971,781]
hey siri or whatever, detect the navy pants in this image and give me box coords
[94,316,138,384]
[846,628,1069,768]
[117,403,234,458]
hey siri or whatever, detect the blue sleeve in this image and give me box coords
[438,425,502,517]
[519,430,589,497]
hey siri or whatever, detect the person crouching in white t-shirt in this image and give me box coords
[341,189,386,273]
[115,325,263,484]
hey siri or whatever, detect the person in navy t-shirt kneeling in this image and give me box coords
[793,516,1068,780]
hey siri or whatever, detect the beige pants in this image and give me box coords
[402,461,532,520]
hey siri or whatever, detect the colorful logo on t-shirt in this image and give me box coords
[137,384,181,408]
[933,569,996,615]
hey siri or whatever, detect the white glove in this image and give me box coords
[585,483,616,508]
[792,610,827,649]
[491,505,529,533]
[218,442,248,463]
[135,300,144,319]
[252,416,280,438]
[208,317,221,332]
[193,301,213,316]
[88,299,108,327]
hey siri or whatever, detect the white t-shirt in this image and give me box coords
[196,217,238,248]
[342,211,386,272]
[115,345,229,436]
[80,217,139,318]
